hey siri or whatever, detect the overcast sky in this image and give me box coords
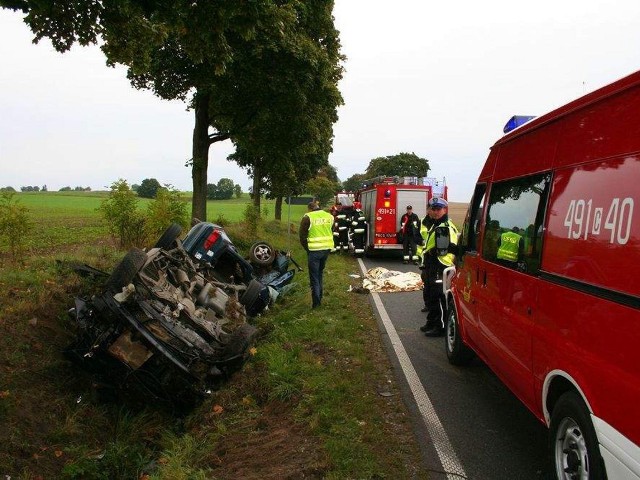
[2,1,640,201]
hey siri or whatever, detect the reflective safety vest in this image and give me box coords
[419,219,459,267]
[305,210,335,251]
[497,231,522,262]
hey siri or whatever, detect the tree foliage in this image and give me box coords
[137,178,161,199]
[365,152,430,178]
[342,173,368,192]
[3,0,342,223]
[305,176,339,207]
[145,185,189,240]
[206,178,236,200]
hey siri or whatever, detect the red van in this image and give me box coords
[446,71,640,479]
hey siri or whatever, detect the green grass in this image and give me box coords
[0,192,426,479]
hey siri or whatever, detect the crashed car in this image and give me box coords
[66,224,298,408]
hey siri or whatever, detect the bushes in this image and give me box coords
[0,191,32,262]
[145,186,189,241]
[99,180,146,248]
[99,180,189,248]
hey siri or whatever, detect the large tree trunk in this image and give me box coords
[252,163,261,210]
[275,196,283,221]
[191,90,210,222]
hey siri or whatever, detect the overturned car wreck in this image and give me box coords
[66,223,298,409]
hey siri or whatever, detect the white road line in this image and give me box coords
[358,258,467,480]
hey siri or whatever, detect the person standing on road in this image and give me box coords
[399,205,421,264]
[416,204,436,312]
[300,201,335,308]
[418,198,459,336]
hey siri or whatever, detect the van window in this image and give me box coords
[459,183,486,254]
[482,173,551,274]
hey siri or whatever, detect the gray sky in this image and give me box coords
[2,1,640,201]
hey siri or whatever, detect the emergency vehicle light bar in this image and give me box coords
[503,115,536,134]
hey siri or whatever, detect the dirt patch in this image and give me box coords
[210,403,328,480]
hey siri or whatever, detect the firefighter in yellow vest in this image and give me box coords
[497,227,524,263]
[300,201,335,308]
[418,197,459,336]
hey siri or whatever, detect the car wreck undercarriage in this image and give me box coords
[66,224,297,409]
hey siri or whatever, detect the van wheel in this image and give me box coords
[445,306,474,366]
[106,248,147,292]
[549,392,605,480]
[154,223,182,249]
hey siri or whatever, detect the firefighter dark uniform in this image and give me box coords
[300,203,334,308]
[418,198,458,336]
[333,208,350,253]
[349,207,367,255]
[400,205,421,264]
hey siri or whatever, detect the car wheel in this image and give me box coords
[445,305,474,366]
[154,223,182,249]
[105,248,147,292]
[248,241,276,266]
[239,279,264,308]
[549,391,606,480]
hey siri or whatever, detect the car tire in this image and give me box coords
[445,304,474,366]
[105,248,147,292]
[549,391,606,480]
[248,241,276,266]
[239,279,264,308]
[154,223,182,249]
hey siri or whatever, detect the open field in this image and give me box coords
[0,192,429,479]
[446,201,468,227]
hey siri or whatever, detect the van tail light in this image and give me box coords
[204,231,220,250]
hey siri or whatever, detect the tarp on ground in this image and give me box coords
[360,267,423,293]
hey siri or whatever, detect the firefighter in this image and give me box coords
[333,204,350,253]
[418,197,459,336]
[349,206,367,255]
[399,205,421,264]
[300,201,334,308]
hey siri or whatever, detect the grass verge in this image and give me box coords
[0,198,427,479]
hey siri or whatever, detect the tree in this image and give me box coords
[59,186,72,191]
[1,186,16,192]
[365,152,430,178]
[2,1,327,222]
[305,176,339,207]
[234,184,242,199]
[216,178,235,200]
[342,173,368,193]
[214,1,343,214]
[137,178,161,199]
[317,164,340,183]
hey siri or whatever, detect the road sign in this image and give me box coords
[285,196,314,205]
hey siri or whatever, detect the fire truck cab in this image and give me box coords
[448,70,640,479]
[355,176,447,255]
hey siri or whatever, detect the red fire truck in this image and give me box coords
[355,176,447,255]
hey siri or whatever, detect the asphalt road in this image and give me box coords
[360,255,549,480]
